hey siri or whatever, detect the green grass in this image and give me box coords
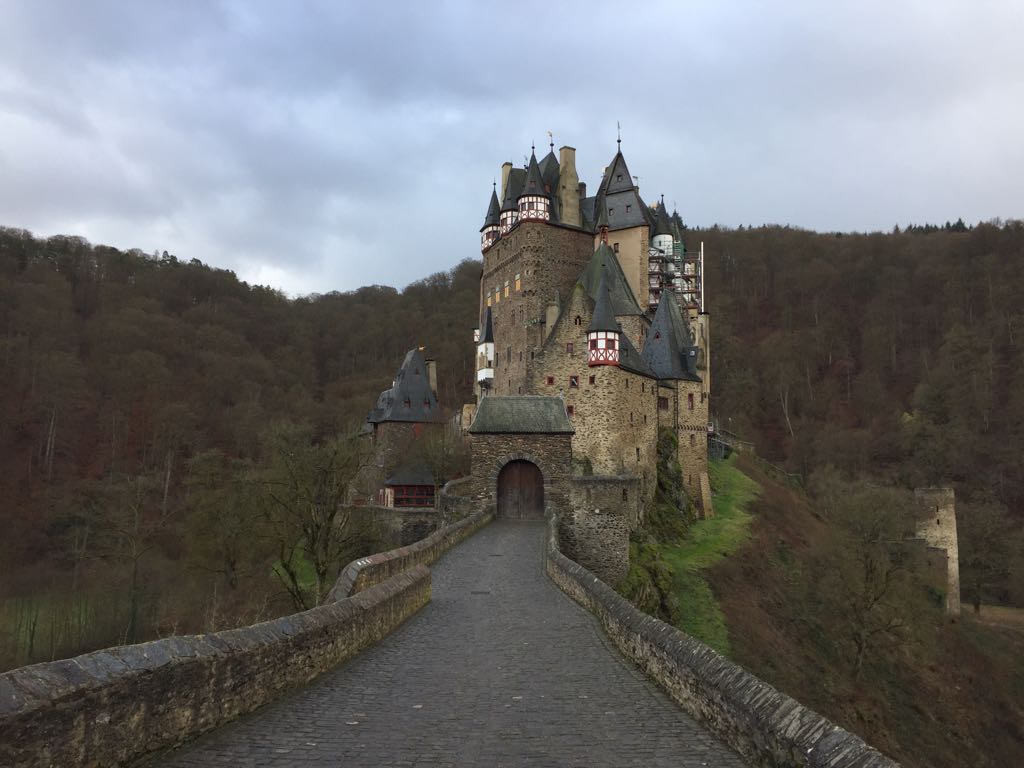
[661,455,760,654]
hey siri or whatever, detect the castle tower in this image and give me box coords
[480,184,501,251]
[499,163,525,233]
[587,274,620,367]
[476,306,495,390]
[518,149,551,223]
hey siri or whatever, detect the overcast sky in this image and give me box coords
[2,1,1022,296]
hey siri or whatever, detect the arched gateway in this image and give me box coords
[497,460,544,519]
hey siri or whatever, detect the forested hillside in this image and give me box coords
[699,220,1024,606]
[1,218,1021,675]
[0,227,479,669]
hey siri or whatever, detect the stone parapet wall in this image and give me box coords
[0,567,431,768]
[328,508,493,600]
[438,476,484,524]
[544,517,900,768]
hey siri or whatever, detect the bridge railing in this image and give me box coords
[544,516,899,768]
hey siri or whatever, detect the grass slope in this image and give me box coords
[662,455,759,653]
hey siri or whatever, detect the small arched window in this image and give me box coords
[574,315,582,326]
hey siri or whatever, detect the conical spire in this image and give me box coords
[519,149,546,199]
[641,291,700,381]
[654,196,673,237]
[481,185,501,231]
[481,306,494,344]
[588,273,619,333]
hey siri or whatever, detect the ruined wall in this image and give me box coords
[914,487,961,616]
[481,221,593,396]
[468,432,573,513]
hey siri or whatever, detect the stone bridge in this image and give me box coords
[0,512,899,768]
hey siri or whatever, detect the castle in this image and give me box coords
[357,138,712,580]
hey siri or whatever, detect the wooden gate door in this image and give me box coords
[497,460,544,519]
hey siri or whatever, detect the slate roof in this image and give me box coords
[480,306,494,344]
[618,332,658,379]
[578,243,644,317]
[587,273,618,333]
[500,168,526,212]
[641,291,702,382]
[468,396,574,434]
[367,348,444,424]
[653,200,673,237]
[519,151,546,198]
[481,186,500,231]
[539,148,560,193]
[385,463,435,487]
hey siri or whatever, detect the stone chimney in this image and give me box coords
[558,146,580,227]
[501,162,513,200]
[577,181,587,200]
[425,359,438,400]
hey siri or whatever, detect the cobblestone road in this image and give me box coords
[152,521,747,767]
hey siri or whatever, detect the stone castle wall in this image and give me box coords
[529,288,659,507]
[672,380,711,514]
[468,432,573,514]
[481,221,593,396]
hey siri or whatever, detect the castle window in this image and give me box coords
[567,405,575,416]
[574,315,582,326]
[504,281,509,298]
[519,351,523,361]
[507,347,512,362]
[617,174,622,181]
[613,242,620,253]
[626,204,632,213]
[701,392,706,403]
[403,398,411,408]
[566,342,574,354]
[630,412,634,423]
[658,396,669,411]
[515,273,521,290]
[688,393,695,410]
[625,379,629,389]
[643,414,647,424]
[636,447,640,462]
[609,207,614,215]
[546,376,555,386]
[424,399,431,411]
[622,488,628,502]
[569,376,579,388]
[641,382,645,393]
[690,434,696,446]
[518,387,522,394]
[589,375,596,385]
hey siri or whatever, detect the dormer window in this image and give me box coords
[403,398,411,408]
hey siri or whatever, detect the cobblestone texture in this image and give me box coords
[151,521,747,768]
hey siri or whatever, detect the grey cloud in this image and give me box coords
[1,1,1022,296]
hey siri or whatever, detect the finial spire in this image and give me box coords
[616,121,621,149]
[547,129,554,151]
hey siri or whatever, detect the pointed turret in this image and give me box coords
[518,148,551,222]
[641,291,700,382]
[476,307,495,386]
[587,274,620,367]
[499,166,525,233]
[480,184,501,251]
